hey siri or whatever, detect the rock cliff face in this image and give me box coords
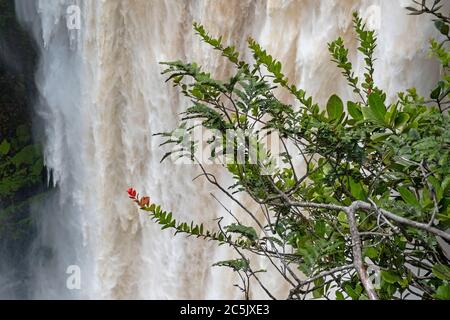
[0,0,34,137]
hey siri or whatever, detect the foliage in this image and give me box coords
[0,124,45,238]
[0,126,43,198]
[0,0,44,240]
[130,6,450,300]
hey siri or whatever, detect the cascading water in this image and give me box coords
[11,0,439,299]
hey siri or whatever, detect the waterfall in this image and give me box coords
[13,0,439,299]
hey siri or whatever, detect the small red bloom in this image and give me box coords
[127,188,137,199]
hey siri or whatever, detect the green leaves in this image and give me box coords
[148,10,450,301]
[296,240,321,276]
[326,95,344,121]
[225,223,259,243]
[0,139,10,155]
[394,112,410,129]
[312,277,325,299]
[347,101,363,120]
[139,203,265,253]
[349,178,366,200]
[353,12,378,95]
[430,85,442,100]
[0,133,44,201]
[193,22,243,66]
[381,271,402,284]
[364,247,379,259]
[362,93,386,124]
[435,20,449,36]
[185,102,231,131]
[434,284,450,300]
[329,12,380,101]
[430,38,450,68]
[11,145,39,166]
[247,37,289,87]
[329,37,359,94]
[335,291,345,300]
[430,81,445,100]
[337,211,348,227]
[213,259,249,272]
[432,264,450,281]
[344,282,364,300]
[397,186,420,207]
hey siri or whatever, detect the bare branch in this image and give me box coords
[289,200,450,241]
[346,203,378,300]
[289,264,354,298]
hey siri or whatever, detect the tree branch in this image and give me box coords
[346,203,378,300]
[289,200,450,241]
[289,264,354,299]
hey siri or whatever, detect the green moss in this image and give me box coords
[0,0,46,241]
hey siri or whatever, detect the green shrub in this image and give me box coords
[130,3,449,300]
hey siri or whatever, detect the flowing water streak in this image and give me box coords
[14,0,439,299]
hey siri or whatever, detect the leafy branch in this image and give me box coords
[128,7,450,300]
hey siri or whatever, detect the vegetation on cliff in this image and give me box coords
[0,0,45,245]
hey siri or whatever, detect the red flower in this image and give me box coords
[127,188,137,199]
